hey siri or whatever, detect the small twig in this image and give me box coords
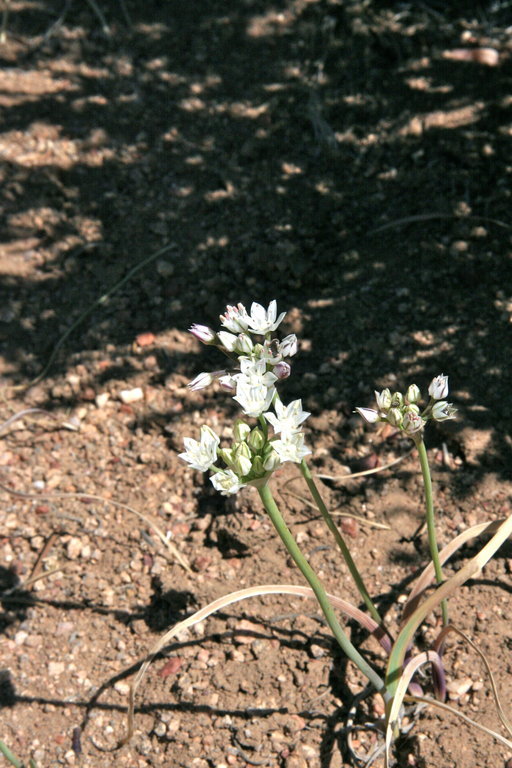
[315,448,414,482]
[0,0,11,44]
[0,480,191,573]
[369,213,511,235]
[6,240,177,394]
[280,488,390,530]
[28,531,59,582]
[84,0,110,35]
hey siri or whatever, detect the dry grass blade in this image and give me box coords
[403,519,506,622]
[369,213,511,235]
[121,583,391,746]
[0,408,54,434]
[6,241,177,393]
[315,448,414,482]
[433,624,512,738]
[404,694,512,751]
[0,481,191,573]
[280,487,390,530]
[385,513,512,764]
[385,650,443,764]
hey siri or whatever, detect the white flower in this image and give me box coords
[220,303,250,333]
[233,381,276,417]
[264,399,310,436]
[428,374,449,400]
[210,469,246,495]
[432,401,457,422]
[217,331,238,352]
[235,358,278,389]
[189,324,216,344]
[355,407,380,424]
[272,432,311,463]
[246,300,286,335]
[179,425,220,472]
[279,334,298,358]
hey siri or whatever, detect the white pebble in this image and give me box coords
[119,387,144,404]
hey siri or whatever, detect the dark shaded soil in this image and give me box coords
[1,1,512,766]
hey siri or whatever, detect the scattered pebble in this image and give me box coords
[119,386,144,405]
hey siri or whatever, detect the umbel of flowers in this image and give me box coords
[179,301,310,495]
[356,374,457,439]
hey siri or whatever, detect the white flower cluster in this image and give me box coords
[356,374,456,438]
[188,300,298,419]
[179,301,310,495]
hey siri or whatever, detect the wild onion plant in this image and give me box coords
[124,301,512,765]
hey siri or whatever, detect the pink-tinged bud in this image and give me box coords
[403,411,424,435]
[274,361,291,380]
[189,324,216,344]
[188,372,213,391]
[355,407,380,424]
[428,374,449,400]
[188,369,227,391]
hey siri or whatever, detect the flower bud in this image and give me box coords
[428,374,449,400]
[405,403,420,416]
[235,333,254,355]
[273,361,291,380]
[263,446,281,471]
[251,455,266,476]
[390,391,403,408]
[247,427,265,452]
[233,419,251,443]
[432,401,457,422]
[233,442,252,476]
[217,331,238,352]
[189,324,216,344]
[355,407,380,424]
[405,384,421,404]
[188,371,213,391]
[375,388,392,410]
[403,411,424,435]
[219,447,234,466]
[387,407,403,428]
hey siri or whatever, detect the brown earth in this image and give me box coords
[1,1,512,767]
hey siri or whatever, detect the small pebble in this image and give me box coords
[119,387,144,404]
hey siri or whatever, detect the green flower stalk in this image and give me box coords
[414,436,449,626]
[356,375,457,626]
[258,483,388,701]
[300,459,383,626]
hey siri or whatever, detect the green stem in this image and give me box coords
[415,437,448,625]
[258,483,389,700]
[0,740,23,768]
[300,459,383,626]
